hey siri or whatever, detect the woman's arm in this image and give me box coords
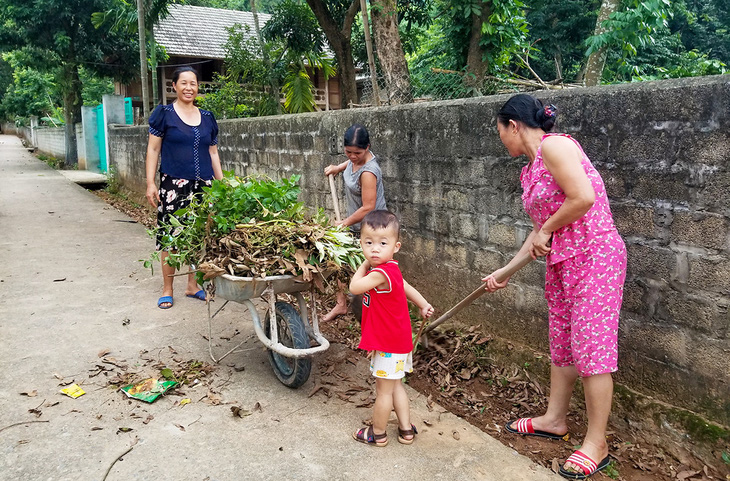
[483,221,540,292]
[324,160,349,176]
[341,171,377,227]
[209,144,224,180]
[532,136,595,256]
[349,260,388,295]
[145,133,163,207]
[403,280,434,318]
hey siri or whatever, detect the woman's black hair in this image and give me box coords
[171,66,199,84]
[344,124,370,149]
[497,94,557,132]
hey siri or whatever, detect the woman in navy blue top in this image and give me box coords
[145,66,223,309]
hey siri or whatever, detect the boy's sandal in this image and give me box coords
[398,424,418,445]
[558,450,610,480]
[353,426,388,447]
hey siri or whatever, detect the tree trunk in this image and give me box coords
[137,0,150,119]
[251,0,281,114]
[359,0,380,105]
[150,31,159,106]
[464,6,489,95]
[62,62,81,168]
[370,0,412,104]
[584,0,621,86]
[305,0,360,108]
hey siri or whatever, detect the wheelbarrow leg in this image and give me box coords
[207,298,257,364]
[264,284,279,345]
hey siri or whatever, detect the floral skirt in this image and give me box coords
[156,173,211,250]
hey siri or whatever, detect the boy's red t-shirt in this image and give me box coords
[357,260,413,354]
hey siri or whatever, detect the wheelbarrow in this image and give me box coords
[204,273,329,389]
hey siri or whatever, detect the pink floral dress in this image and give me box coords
[521,134,627,377]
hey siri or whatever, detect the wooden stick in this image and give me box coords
[0,420,49,433]
[412,316,428,349]
[101,446,134,481]
[422,251,534,335]
[328,174,341,222]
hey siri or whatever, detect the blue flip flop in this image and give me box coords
[186,289,206,301]
[157,296,174,309]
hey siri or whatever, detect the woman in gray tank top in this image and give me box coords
[323,124,387,321]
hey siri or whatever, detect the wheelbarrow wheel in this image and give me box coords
[263,301,311,388]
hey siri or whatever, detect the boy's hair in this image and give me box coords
[361,210,400,238]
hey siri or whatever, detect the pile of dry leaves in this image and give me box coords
[198,219,362,287]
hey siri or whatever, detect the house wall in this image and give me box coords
[108,75,730,437]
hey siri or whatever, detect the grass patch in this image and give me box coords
[37,153,65,169]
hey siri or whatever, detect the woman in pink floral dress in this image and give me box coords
[484,94,626,480]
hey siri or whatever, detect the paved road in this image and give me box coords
[0,134,560,481]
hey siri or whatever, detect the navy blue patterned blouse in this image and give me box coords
[148,104,219,180]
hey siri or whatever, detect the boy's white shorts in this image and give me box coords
[369,351,413,379]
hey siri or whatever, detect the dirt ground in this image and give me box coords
[93,188,728,481]
[318,313,728,481]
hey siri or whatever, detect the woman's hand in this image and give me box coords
[146,183,160,208]
[324,164,339,176]
[529,229,552,258]
[482,269,510,292]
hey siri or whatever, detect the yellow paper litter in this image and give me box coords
[60,384,86,398]
[180,398,191,406]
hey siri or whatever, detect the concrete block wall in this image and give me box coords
[76,123,86,169]
[108,74,730,427]
[34,126,66,159]
[2,123,32,143]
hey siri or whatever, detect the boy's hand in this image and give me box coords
[420,303,434,319]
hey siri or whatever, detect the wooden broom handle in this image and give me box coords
[328,174,341,222]
[421,250,534,335]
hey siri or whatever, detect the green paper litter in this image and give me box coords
[121,378,177,403]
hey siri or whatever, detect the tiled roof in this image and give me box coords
[153,4,271,60]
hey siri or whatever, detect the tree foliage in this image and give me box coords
[520,0,727,85]
[669,0,730,63]
[524,0,599,81]
[0,50,59,120]
[92,0,174,34]
[434,0,528,74]
[0,0,139,164]
[185,0,282,13]
[201,1,334,117]
[585,0,672,58]
[304,0,360,108]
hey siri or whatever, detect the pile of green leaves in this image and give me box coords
[146,171,362,287]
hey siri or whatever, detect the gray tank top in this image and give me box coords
[343,153,387,232]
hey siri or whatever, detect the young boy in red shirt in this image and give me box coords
[350,210,434,447]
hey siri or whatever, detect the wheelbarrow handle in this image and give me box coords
[422,251,534,335]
